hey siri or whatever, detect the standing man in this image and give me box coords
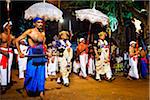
[127,41,139,80]
[15,17,47,98]
[94,31,114,82]
[0,21,15,94]
[57,31,71,87]
[76,38,88,79]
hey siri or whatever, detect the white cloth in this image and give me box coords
[129,56,139,79]
[47,56,58,76]
[17,44,28,79]
[0,48,13,86]
[116,56,123,63]
[116,48,119,55]
[124,52,129,60]
[63,47,73,74]
[45,62,48,78]
[58,56,69,84]
[88,57,95,75]
[63,47,73,63]
[79,53,88,78]
[98,39,108,46]
[73,60,80,73]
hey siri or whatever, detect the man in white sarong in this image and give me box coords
[127,41,139,80]
[76,38,88,79]
[0,21,15,94]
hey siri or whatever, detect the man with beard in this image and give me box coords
[15,17,47,99]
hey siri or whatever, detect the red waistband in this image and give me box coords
[0,55,8,69]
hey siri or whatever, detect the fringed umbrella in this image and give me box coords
[75,3,109,25]
[24,1,63,22]
[75,2,109,43]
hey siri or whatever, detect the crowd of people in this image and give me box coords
[0,17,149,99]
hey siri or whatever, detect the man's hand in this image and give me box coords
[19,52,25,58]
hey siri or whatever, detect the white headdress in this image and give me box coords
[130,41,136,45]
[80,38,85,42]
[3,21,12,28]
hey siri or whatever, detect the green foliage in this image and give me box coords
[18,18,33,35]
[122,11,133,19]
[97,1,116,15]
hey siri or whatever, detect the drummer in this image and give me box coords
[15,17,47,99]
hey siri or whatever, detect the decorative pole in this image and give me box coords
[69,19,73,40]
[6,0,11,86]
[43,0,46,3]
[58,0,61,32]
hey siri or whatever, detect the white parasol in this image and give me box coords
[24,1,63,21]
[75,2,109,26]
[75,2,109,43]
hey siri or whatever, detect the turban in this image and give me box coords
[98,31,107,36]
[130,41,136,45]
[59,31,69,36]
[33,17,43,23]
[80,38,85,42]
[3,21,12,28]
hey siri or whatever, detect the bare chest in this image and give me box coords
[1,33,10,43]
[28,31,44,43]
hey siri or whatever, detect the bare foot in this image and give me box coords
[98,79,102,82]
[22,89,28,97]
[40,92,44,100]
[127,76,133,80]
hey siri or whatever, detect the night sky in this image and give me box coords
[0,1,102,43]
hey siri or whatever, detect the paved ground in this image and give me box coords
[1,69,149,100]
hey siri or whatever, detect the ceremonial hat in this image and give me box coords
[130,41,136,45]
[98,31,106,36]
[80,38,85,42]
[59,31,69,36]
[33,17,43,23]
[3,21,12,28]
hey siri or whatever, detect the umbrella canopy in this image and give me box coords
[75,4,109,25]
[24,2,63,21]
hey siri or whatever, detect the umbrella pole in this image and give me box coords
[43,19,46,33]
[87,23,92,44]
[108,27,112,69]
[6,0,11,86]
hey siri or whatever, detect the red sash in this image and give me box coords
[0,48,13,69]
